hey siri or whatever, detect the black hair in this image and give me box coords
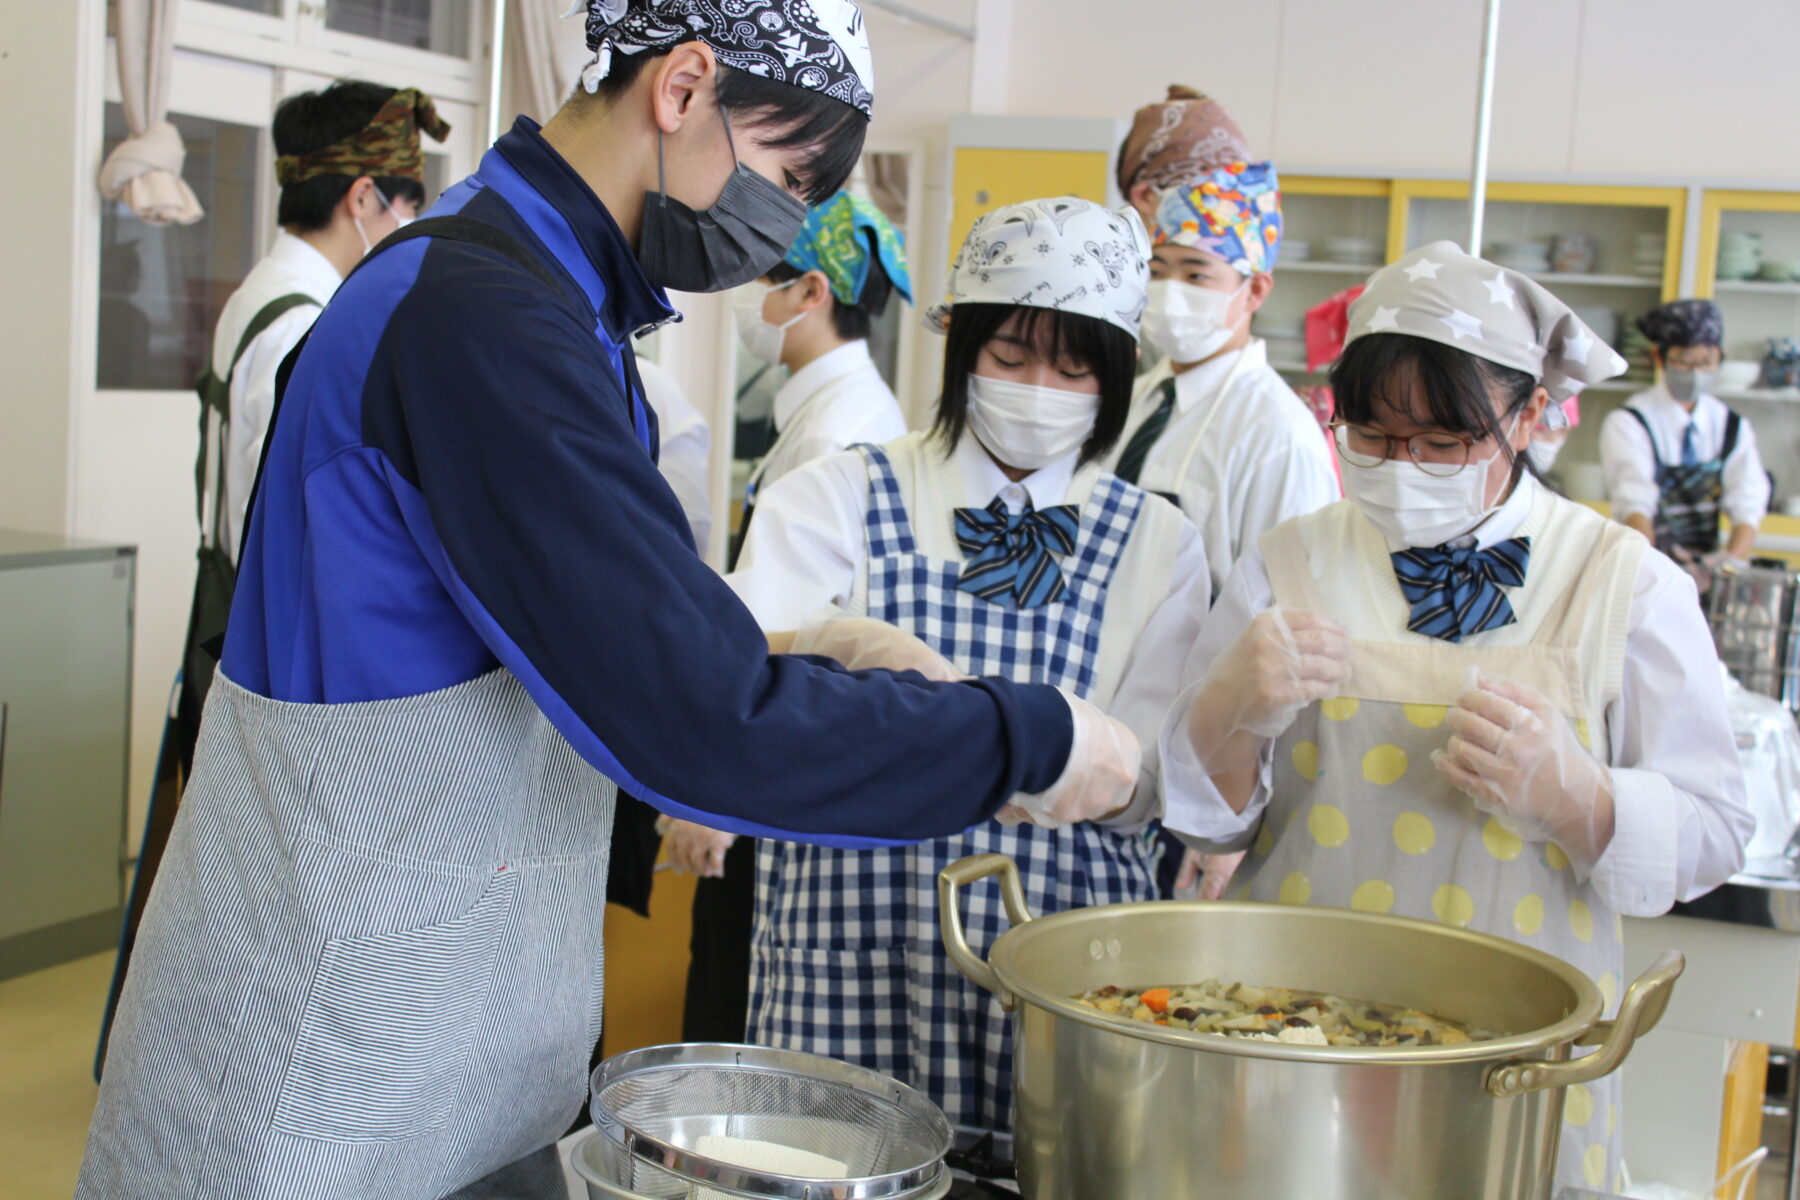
[1331,332,1541,486]
[934,303,1138,467]
[274,80,428,232]
[766,253,897,342]
[581,51,865,206]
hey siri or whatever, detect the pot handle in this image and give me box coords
[1486,950,1685,1099]
[938,854,1036,1013]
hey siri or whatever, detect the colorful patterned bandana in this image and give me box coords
[785,191,911,305]
[926,197,1152,340]
[1118,85,1256,195]
[1636,299,1724,349]
[274,88,450,187]
[1348,241,1630,405]
[576,0,874,117]
[1150,161,1284,276]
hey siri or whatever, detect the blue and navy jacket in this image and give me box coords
[222,118,1072,846]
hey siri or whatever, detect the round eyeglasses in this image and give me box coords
[1329,421,1496,479]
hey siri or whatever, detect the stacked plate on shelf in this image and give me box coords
[1323,236,1380,267]
[1634,232,1667,279]
[1489,240,1552,273]
[1282,239,1312,264]
[1251,314,1308,368]
[1618,321,1658,383]
[1719,231,1764,281]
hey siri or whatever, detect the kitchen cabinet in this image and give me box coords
[1258,174,1394,394]
[0,530,134,980]
[1696,189,1800,509]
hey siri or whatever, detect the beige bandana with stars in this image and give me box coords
[1346,240,1629,404]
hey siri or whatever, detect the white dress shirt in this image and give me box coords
[210,232,341,560]
[1108,339,1339,597]
[1599,384,1771,527]
[636,358,713,551]
[1160,475,1753,916]
[751,340,907,495]
[729,432,1213,793]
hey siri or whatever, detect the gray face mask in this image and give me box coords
[635,107,807,294]
[1664,366,1717,403]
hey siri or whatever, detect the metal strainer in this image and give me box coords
[588,1044,952,1200]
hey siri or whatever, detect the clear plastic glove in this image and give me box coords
[790,611,966,681]
[999,689,1141,830]
[1184,608,1353,773]
[1433,673,1615,870]
[659,818,736,878]
[1173,848,1246,901]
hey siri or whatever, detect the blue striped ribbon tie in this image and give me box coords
[1391,536,1532,644]
[953,497,1081,610]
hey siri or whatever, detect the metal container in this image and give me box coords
[940,854,1683,1200]
[588,1044,952,1200]
[567,1130,955,1200]
[1709,562,1800,713]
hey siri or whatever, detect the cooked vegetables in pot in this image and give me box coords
[1073,981,1495,1047]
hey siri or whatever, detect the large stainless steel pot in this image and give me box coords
[940,854,1682,1200]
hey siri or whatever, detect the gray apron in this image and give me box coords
[79,667,615,1200]
[1234,515,1640,1195]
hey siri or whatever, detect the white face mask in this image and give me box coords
[1525,437,1564,473]
[965,373,1100,471]
[1140,277,1249,364]
[732,278,804,365]
[1340,420,1521,548]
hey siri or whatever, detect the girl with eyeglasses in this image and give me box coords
[1161,242,1752,1194]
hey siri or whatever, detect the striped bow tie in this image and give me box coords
[953,497,1082,610]
[1391,537,1532,644]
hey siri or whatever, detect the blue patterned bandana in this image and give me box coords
[785,190,911,304]
[1392,537,1532,644]
[954,497,1081,610]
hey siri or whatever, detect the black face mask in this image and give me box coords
[635,107,807,294]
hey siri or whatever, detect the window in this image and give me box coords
[96,104,260,391]
[325,0,472,57]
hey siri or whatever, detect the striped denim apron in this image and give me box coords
[747,443,1160,1135]
[79,668,615,1200]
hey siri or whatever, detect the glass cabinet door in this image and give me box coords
[323,0,474,58]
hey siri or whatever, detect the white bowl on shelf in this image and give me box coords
[1282,240,1312,262]
[1718,362,1762,392]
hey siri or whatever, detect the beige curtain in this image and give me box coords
[98,0,203,226]
[506,1,581,126]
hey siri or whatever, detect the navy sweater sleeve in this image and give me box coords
[363,245,1072,846]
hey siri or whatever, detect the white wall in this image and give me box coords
[1001,0,1800,184]
[0,3,87,535]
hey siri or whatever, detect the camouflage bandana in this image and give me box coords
[274,87,452,187]
[577,0,874,117]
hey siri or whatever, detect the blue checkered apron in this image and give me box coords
[747,444,1160,1134]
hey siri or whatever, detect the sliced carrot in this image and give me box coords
[1141,988,1172,1014]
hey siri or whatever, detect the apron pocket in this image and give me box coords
[272,867,519,1143]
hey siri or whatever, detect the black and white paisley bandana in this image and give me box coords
[573,0,874,117]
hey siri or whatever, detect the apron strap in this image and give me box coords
[1260,517,1325,612]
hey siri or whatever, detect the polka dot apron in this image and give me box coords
[1232,494,1644,1194]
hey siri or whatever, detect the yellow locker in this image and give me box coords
[949,147,1112,266]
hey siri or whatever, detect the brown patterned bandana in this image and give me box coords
[274,87,451,187]
[1117,85,1256,196]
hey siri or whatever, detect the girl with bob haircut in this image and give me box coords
[726,197,1211,1136]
